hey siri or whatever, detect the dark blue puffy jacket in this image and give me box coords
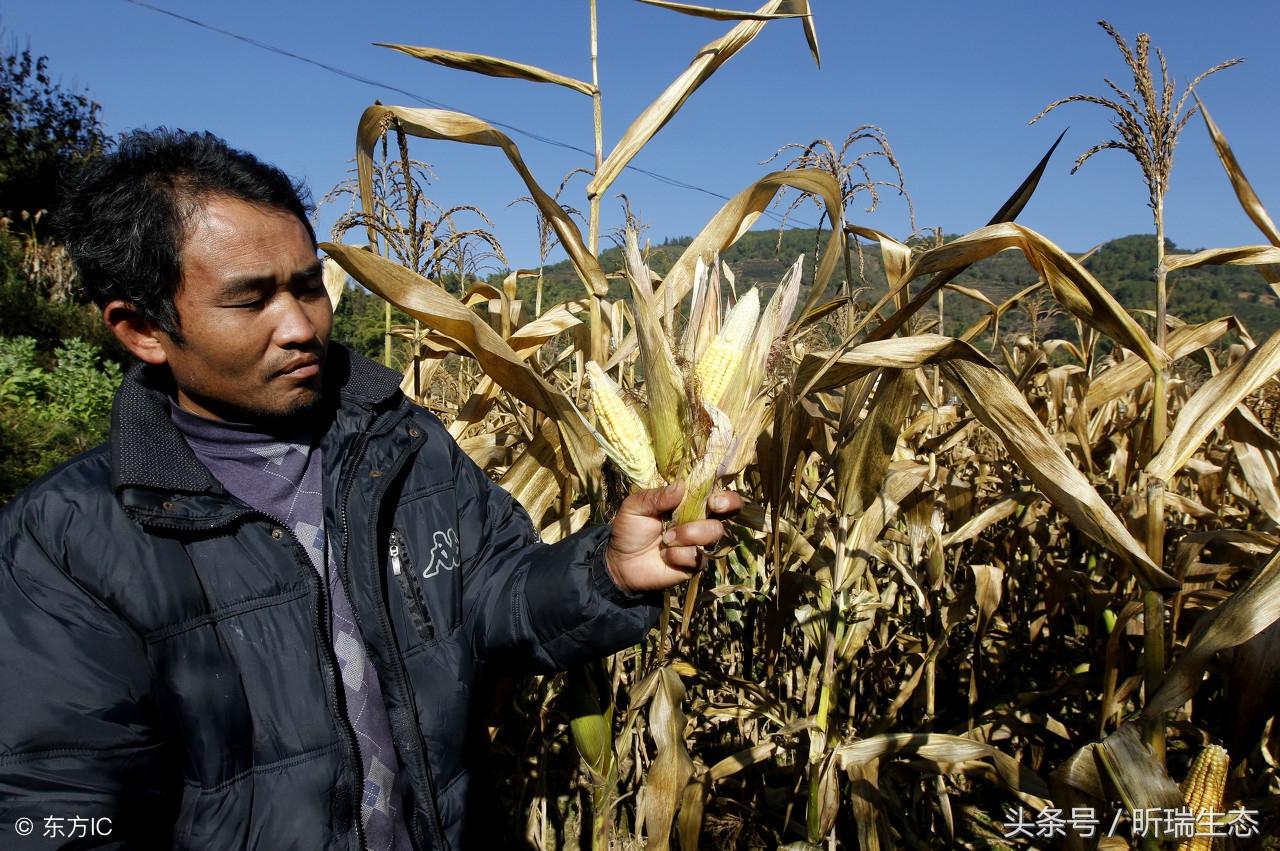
[0,345,658,849]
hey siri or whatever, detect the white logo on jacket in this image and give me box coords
[422,528,460,579]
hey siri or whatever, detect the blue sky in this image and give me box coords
[6,0,1278,270]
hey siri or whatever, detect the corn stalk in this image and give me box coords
[321,9,1280,847]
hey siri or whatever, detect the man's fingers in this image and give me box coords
[707,489,744,517]
[623,481,686,518]
[661,544,704,571]
[661,518,724,548]
[619,484,742,521]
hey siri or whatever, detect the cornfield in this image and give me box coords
[322,5,1280,848]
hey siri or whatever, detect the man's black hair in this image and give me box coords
[56,128,316,340]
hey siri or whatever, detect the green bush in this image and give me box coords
[0,335,120,503]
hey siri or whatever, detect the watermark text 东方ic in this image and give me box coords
[12,816,113,839]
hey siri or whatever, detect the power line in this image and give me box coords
[121,0,816,229]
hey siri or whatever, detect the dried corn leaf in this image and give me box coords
[1226,409,1280,524]
[1085,316,1235,411]
[945,282,996,312]
[1145,542,1280,717]
[847,760,886,851]
[797,335,973,391]
[1147,328,1280,481]
[457,432,517,470]
[507,301,585,354]
[398,353,445,403]
[708,742,778,782]
[642,666,694,851]
[590,0,785,197]
[843,130,1064,349]
[834,460,930,592]
[795,335,1174,588]
[1195,94,1280,248]
[789,0,821,68]
[835,368,915,516]
[447,305,585,439]
[540,505,590,544]
[665,169,843,318]
[1165,244,1280,287]
[322,242,601,482]
[758,392,817,517]
[377,43,596,96]
[959,280,1046,344]
[356,105,608,297]
[945,354,1175,590]
[1163,491,1215,520]
[1096,722,1183,813]
[802,223,1165,396]
[321,256,347,311]
[971,563,1004,639]
[676,777,708,851]
[623,232,688,477]
[448,379,502,440]
[847,224,911,290]
[993,128,1068,223]
[590,0,818,196]
[833,733,1051,807]
[987,224,1166,368]
[499,419,571,527]
[1051,742,1109,803]
[634,0,803,21]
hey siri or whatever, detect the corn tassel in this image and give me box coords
[695,287,760,407]
[1178,744,1229,851]
[586,362,661,488]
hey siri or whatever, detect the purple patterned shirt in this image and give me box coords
[170,403,413,851]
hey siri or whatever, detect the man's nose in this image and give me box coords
[273,294,320,346]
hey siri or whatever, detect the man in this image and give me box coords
[0,130,738,850]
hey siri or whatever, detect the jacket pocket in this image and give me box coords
[389,484,464,653]
[390,528,435,643]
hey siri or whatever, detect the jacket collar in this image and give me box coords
[110,343,404,496]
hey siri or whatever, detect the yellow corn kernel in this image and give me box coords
[1178,744,1229,851]
[695,287,760,407]
[587,362,659,488]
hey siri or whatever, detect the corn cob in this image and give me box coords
[565,668,612,778]
[694,287,760,408]
[674,403,733,525]
[586,362,661,489]
[1178,744,1229,851]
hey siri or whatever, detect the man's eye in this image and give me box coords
[230,298,267,309]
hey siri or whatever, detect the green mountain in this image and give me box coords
[525,229,1278,342]
[334,229,1278,367]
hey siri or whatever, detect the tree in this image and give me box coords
[0,39,106,233]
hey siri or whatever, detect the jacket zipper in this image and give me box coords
[254,506,370,851]
[335,427,379,851]
[354,422,449,851]
[390,529,435,643]
[143,501,370,850]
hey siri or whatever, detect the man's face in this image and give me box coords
[157,194,332,423]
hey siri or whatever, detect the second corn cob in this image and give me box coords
[1177,744,1229,851]
[694,287,760,408]
[586,361,662,489]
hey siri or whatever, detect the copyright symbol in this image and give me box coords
[14,817,33,836]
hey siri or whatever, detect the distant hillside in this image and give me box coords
[526,229,1278,341]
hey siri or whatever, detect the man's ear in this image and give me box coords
[103,300,169,365]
